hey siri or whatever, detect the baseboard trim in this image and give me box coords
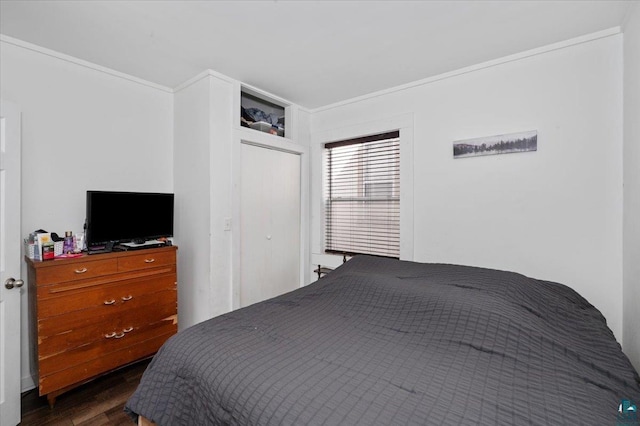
[21,375,36,393]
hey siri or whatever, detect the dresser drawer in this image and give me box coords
[38,294,177,358]
[39,331,174,396]
[39,312,177,375]
[36,264,176,301]
[38,274,176,318]
[35,258,118,286]
[118,250,175,272]
[38,287,176,339]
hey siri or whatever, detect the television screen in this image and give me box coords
[86,191,174,249]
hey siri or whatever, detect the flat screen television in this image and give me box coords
[86,190,174,250]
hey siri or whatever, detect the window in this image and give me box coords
[324,131,400,258]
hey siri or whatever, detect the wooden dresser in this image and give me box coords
[25,245,178,406]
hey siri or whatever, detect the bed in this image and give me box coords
[125,255,640,425]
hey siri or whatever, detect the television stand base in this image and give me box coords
[117,240,168,251]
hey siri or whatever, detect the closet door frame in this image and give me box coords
[231,133,309,311]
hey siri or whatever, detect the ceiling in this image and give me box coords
[0,1,637,109]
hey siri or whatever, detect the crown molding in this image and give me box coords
[0,34,173,93]
[312,27,622,113]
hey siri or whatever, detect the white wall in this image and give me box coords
[623,4,640,372]
[207,75,235,319]
[0,38,173,390]
[173,71,235,330]
[173,75,214,328]
[311,34,625,341]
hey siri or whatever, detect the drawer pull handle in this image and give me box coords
[114,332,126,339]
[105,332,116,339]
[123,327,133,333]
[144,258,156,263]
[121,295,133,301]
[103,299,116,305]
[74,268,88,274]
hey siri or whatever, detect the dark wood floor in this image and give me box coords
[20,359,151,426]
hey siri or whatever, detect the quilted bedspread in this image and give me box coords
[125,255,640,425]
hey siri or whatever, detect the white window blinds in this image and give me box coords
[325,131,400,258]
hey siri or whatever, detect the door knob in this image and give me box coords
[4,278,24,289]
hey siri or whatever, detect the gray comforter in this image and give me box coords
[125,255,640,425]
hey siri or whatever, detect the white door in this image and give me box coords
[240,143,301,307]
[0,100,22,425]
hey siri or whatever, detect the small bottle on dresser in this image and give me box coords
[63,231,74,254]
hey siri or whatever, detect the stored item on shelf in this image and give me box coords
[240,92,286,138]
[249,121,273,132]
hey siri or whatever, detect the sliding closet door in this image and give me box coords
[240,143,301,307]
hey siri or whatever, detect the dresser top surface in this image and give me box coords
[25,245,177,269]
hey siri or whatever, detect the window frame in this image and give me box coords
[311,114,413,267]
[324,131,401,258]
